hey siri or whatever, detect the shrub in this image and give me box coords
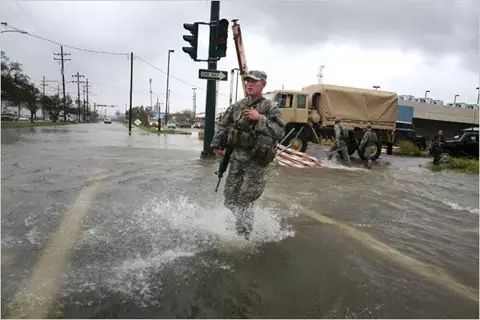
[394,140,424,156]
[429,157,479,174]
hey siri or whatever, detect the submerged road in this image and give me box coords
[1,123,478,318]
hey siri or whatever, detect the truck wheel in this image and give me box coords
[358,143,382,160]
[283,130,308,152]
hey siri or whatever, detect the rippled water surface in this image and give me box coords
[2,123,478,318]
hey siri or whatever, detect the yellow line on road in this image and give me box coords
[266,193,479,302]
[6,174,102,319]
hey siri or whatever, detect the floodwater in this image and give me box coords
[1,123,478,318]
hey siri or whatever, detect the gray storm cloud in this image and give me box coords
[225,0,478,72]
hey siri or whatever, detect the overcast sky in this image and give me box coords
[1,0,478,117]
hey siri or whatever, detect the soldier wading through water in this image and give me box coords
[358,122,378,169]
[211,70,284,239]
[327,118,352,165]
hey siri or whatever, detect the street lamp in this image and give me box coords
[164,49,174,125]
[373,85,380,90]
[476,87,479,105]
[454,94,459,105]
[1,22,28,35]
[425,90,430,98]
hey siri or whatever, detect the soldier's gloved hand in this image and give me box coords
[213,148,225,157]
[244,109,260,121]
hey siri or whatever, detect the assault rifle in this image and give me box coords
[214,142,234,192]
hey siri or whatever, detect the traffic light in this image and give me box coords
[182,23,199,61]
[216,19,229,58]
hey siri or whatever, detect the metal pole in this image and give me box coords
[86,78,89,122]
[149,78,153,113]
[82,84,86,121]
[192,87,197,119]
[129,52,133,134]
[157,97,161,132]
[425,90,430,98]
[235,68,239,102]
[201,0,219,158]
[165,49,174,124]
[76,72,81,122]
[229,69,234,106]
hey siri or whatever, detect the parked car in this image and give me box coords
[191,122,204,129]
[430,129,479,164]
[167,122,176,129]
[104,118,112,124]
[1,114,18,121]
[18,116,30,121]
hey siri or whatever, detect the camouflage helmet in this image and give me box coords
[244,70,267,82]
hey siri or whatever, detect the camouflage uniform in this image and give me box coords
[328,122,351,164]
[211,96,284,237]
[358,128,378,169]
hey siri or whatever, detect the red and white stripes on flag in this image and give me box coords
[274,144,323,168]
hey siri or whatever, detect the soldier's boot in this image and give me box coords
[364,159,372,169]
[235,207,253,240]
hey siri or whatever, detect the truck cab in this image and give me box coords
[265,90,311,152]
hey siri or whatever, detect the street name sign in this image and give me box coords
[198,69,228,81]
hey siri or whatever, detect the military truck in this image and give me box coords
[264,84,397,158]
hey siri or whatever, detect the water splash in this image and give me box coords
[442,201,479,215]
[321,159,369,172]
[102,194,294,302]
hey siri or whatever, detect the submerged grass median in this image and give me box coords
[1,121,75,129]
[393,140,428,157]
[428,157,479,174]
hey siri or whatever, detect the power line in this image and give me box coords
[135,55,206,91]
[2,23,129,56]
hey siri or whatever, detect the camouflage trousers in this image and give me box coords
[362,144,377,169]
[223,153,266,237]
[327,140,351,164]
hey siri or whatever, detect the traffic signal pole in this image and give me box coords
[201,0,219,159]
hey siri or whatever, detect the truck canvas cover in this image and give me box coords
[302,84,397,130]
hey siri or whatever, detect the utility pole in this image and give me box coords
[317,65,325,84]
[85,78,90,122]
[54,46,71,122]
[149,78,153,113]
[72,72,85,122]
[82,84,86,122]
[192,88,197,120]
[157,97,162,132]
[129,52,133,134]
[40,76,48,120]
[201,0,220,158]
[40,76,48,96]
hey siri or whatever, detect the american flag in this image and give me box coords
[275,144,323,168]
